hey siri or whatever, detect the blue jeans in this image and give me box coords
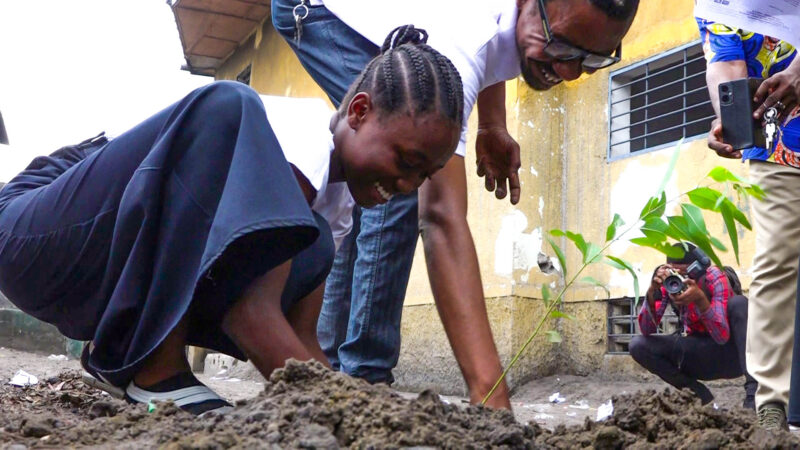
[273,0,420,383]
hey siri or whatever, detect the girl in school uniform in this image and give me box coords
[0,26,463,415]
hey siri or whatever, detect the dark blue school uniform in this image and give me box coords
[0,81,334,386]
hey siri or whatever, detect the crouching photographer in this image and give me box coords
[629,242,757,409]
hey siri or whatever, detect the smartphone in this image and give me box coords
[719,78,765,150]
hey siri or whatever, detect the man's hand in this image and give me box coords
[707,118,742,159]
[651,265,669,288]
[475,126,521,204]
[753,61,800,122]
[669,279,710,312]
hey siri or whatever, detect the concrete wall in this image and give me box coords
[218,0,757,395]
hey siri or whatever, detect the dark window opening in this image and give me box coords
[607,297,680,354]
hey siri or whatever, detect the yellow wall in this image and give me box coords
[217,23,331,104]
[217,0,756,384]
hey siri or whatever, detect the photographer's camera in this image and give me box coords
[663,258,710,295]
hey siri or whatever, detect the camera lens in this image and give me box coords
[721,94,731,104]
[663,275,685,295]
[720,85,730,93]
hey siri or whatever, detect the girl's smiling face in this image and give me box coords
[331,92,459,208]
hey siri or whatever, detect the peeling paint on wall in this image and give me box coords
[607,156,681,293]
[608,158,680,256]
[538,196,545,217]
[494,210,544,283]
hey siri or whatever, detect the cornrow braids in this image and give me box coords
[380,25,429,53]
[398,45,434,114]
[339,25,464,130]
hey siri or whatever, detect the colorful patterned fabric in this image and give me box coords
[638,266,733,345]
[697,18,800,168]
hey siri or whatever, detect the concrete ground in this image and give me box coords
[0,346,752,429]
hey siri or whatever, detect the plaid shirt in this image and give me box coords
[638,266,733,344]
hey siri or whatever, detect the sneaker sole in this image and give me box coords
[81,371,125,399]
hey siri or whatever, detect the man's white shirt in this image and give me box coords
[260,95,354,251]
[308,0,521,157]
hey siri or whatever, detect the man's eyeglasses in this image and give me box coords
[536,0,622,70]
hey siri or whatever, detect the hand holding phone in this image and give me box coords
[719,78,766,150]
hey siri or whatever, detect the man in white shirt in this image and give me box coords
[272,0,639,408]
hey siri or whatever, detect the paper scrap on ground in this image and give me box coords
[549,392,566,403]
[9,370,38,387]
[694,0,800,46]
[597,399,614,421]
[569,399,590,409]
[47,354,69,361]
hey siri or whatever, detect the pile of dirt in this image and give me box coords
[542,388,799,449]
[1,360,799,449]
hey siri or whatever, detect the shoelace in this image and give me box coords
[758,407,786,430]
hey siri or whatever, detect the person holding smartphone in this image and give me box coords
[698,17,800,431]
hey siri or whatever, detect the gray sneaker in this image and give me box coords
[758,402,789,432]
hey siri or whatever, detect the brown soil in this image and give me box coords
[1,360,799,449]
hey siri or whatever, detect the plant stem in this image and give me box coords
[480,219,644,406]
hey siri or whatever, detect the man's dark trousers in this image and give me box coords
[629,295,757,406]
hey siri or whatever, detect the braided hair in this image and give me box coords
[339,25,464,128]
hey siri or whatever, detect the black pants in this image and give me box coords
[629,295,757,404]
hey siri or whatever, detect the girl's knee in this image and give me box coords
[190,81,262,122]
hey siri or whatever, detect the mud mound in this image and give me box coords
[2,360,800,449]
[541,388,800,449]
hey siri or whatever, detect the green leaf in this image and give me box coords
[656,141,682,196]
[687,187,722,211]
[640,226,667,243]
[681,203,709,235]
[721,198,751,230]
[710,236,727,252]
[565,231,588,256]
[630,237,684,259]
[546,330,562,343]
[605,255,640,305]
[541,284,552,306]
[639,192,667,221]
[707,166,746,184]
[579,276,611,298]
[719,202,740,265]
[666,216,691,241]
[546,236,568,280]
[698,240,724,268]
[641,218,671,242]
[584,242,603,265]
[745,184,766,200]
[605,213,625,242]
[551,229,599,265]
[713,193,727,210]
[549,310,576,321]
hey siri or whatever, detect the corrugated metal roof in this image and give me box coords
[170,0,271,76]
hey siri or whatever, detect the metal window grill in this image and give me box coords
[608,41,716,161]
[607,297,680,354]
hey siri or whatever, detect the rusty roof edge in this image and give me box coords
[168,0,203,76]
[169,1,271,77]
